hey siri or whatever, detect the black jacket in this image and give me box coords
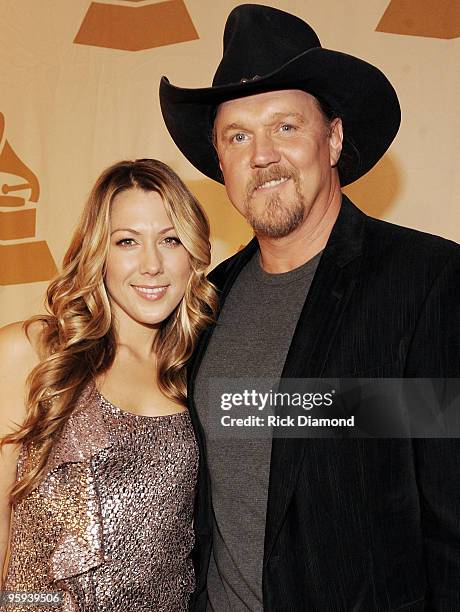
[187,196,460,611]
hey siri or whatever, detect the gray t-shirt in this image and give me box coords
[195,250,321,611]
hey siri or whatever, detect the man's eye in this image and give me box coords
[231,132,248,143]
[162,236,181,247]
[116,238,136,246]
[280,124,296,133]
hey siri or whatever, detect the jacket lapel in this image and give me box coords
[187,238,259,554]
[264,196,366,564]
[188,237,259,421]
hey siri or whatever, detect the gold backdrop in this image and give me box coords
[1,0,459,326]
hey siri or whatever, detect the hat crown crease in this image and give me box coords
[212,4,321,87]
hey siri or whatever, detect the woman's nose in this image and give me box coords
[140,246,163,275]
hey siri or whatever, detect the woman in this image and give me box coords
[0,159,217,611]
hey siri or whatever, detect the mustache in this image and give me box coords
[245,165,298,198]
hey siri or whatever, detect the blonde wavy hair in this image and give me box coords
[1,159,217,503]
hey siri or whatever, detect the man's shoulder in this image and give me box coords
[365,213,458,251]
[343,196,459,261]
[362,212,460,275]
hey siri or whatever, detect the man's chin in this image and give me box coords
[248,207,305,239]
[250,217,303,239]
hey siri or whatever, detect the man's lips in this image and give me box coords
[131,285,169,301]
[254,176,290,191]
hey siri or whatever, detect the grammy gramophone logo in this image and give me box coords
[0,112,57,285]
[376,0,459,38]
[74,0,199,51]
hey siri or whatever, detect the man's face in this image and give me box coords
[214,89,343,238]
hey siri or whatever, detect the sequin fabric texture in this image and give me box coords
[2,382,198,612]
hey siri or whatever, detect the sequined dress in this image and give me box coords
[2,381,198,612]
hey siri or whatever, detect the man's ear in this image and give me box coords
[212,124,223,173]
[329,118,343,167]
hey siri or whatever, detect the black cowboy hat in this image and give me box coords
[159,3,400,186]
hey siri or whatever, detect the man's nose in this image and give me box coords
[250,133,281,168]
[140,246,163,275]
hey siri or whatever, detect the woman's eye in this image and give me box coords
[116,238,136,247]
[162,236,181,247]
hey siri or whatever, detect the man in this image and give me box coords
[160,4,460,611]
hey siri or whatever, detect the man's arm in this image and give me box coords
[406,250,460,610]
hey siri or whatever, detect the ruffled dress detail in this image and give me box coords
[2,381,198,612]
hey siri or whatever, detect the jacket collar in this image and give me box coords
[208,194,365,298]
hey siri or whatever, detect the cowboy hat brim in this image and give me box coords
[160,47,400,186]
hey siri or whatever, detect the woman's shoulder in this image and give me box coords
[0,320,47,432]
[0,319,47,394]
[0,320,45,363]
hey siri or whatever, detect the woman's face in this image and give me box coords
[105,188,191,329]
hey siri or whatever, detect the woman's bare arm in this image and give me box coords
[0,322,40,585]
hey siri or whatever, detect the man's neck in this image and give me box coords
[257,190,342,274]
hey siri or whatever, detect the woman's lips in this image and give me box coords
[132,285,169,301]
